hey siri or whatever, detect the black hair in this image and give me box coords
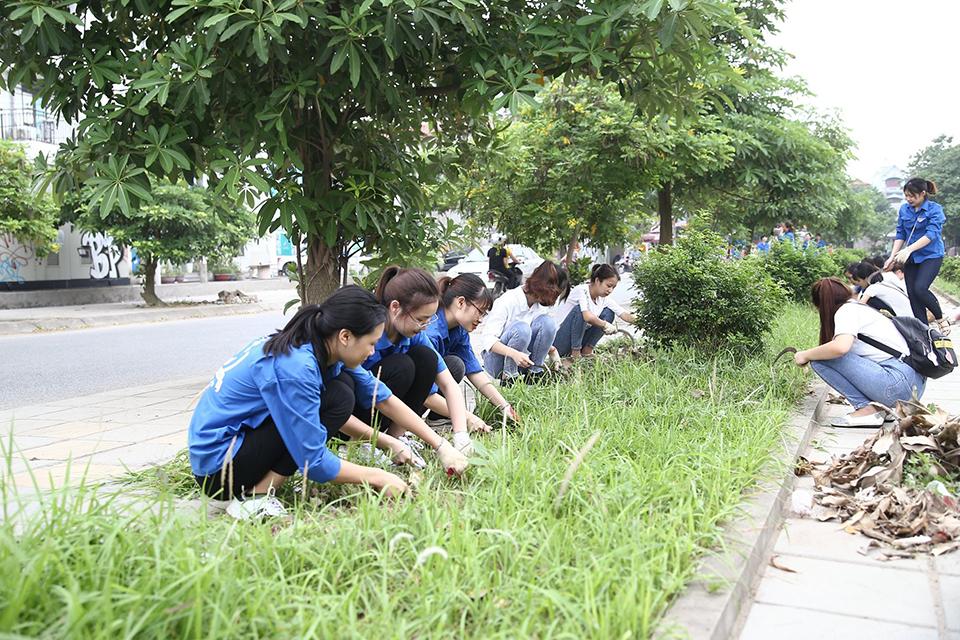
[589,263,620,283]
[903,177,937,197]
[374,265,440,313]
[438,273,494,312]
[848,261,878,282]
[262,285,386,375]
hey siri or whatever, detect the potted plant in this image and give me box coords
[209,258,235,282]
[160,262,177,285]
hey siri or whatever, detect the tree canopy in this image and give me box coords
[0,140,57,255]
[1,0,750,303]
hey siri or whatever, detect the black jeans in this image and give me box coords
[354,345,438,431]
[904,256,943,322]
[195,372,355,500]
[425,355,466,420]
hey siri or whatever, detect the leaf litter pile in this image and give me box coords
[796,393,960,559]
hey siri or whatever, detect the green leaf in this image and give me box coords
[330,43,349,74]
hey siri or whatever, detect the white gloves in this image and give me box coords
[602,321,618,335]
[894,248,912,264]
[435,440,469,476]
[452,431,474,457]
[547,349,562,370]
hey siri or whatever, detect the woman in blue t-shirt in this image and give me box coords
[421,274,522,430]
[883,178,950,333]
[359,266,473,466]
[189,286,418,520]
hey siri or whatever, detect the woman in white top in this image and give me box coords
[792,277,926,427]
[553,263,637,358]
[478,261,570,383]
[847,261,912,317]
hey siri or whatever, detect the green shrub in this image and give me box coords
[822,246,867,275]
[758,239,837,303]
[939,255,960,284]
[565,256,594,286]
[632,218,785,353]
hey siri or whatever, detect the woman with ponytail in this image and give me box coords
[553,263,636,358]
[189,286,416,520]
[477,260,570,383]
[421,273,522,428]
[883,177,950,333]
[360,266,472,469]
[792,277,926,428]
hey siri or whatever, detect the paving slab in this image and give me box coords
[944,575,960,631]
[739,603,938,640]
[773,517,925,571]
[19,438,129,461]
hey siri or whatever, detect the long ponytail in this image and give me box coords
[811,277,853,345]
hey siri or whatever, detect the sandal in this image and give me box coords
[936,317,952,335]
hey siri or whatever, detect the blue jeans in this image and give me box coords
[483,315,558,378]
[809,353,925,410]
[553,305,614,357]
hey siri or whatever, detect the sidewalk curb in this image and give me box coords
[932,284,959,309]
[0,301,291,336]
[656,384,827,640]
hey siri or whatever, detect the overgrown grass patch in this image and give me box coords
[1,304,818,639]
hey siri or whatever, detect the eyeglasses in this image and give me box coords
[469,301,489,319]
[415,314,438,329]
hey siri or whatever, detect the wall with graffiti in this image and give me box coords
[0,224,130,288]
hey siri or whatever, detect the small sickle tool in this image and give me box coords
[773,346,797,365]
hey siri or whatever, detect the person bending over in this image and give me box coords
[791,277,925,428]
[189,287,418,520]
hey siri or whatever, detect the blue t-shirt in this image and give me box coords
[188,337,392,483]
[895,199,945,263]
[363,329,448,376]
[756,241,770,253]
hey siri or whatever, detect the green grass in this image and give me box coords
[1,304,818,639]
[934,276,960,301]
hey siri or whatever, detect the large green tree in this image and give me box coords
[909,134,960,248]
[1,0,748,303]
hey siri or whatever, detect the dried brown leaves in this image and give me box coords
[799,397,960,557]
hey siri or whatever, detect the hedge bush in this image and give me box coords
[823,246,868,276]
[758,240,837,303]
[939,255,960,285]
[632,220,785,353]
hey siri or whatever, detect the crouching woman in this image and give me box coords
[792,277,926,428]
[553,263,636,358]
[189,286,414,520]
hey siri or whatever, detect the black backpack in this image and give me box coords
[857,313,957,379]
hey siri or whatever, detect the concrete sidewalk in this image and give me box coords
[0,284,297,335]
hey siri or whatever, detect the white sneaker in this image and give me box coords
[339,442,391,466]
[830,412,884,428]
[225,487,288,521]
[398,434,426,451]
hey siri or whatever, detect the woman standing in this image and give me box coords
[189,287,415,520]
[477,260,570,383]
[792,277,925,427]
[884,178,949,333]
[421,274,522,428]
[361,266,476,458]
[553,263,636,358]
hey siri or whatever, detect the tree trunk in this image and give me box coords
[303,237,341,304]
[657,183,673,248]
[140,258,163,306]
[564,225,581,264]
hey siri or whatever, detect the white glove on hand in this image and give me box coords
[452,431,474,457]
[894,248,912,264]
[602,321,618,335]
[435,441,469,476]
[547,349,562,370]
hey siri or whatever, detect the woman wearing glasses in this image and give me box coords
[421,274,522,431]
[358,266,475,463]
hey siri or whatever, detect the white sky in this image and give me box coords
[769,0,960,182]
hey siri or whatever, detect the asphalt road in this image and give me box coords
[0,311,289,410]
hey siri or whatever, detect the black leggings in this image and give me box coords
[904,256,943,322]
[355,345,437,431]
[425,355,466,420]
[195,372,355,499]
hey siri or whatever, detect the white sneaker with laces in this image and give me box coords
[225,487,288,521]
[830,412,884,428]
[398,434,426,451]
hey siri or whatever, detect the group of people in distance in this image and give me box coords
[188,258,632,520]
[792,177,953,428]
[755,221,825,254]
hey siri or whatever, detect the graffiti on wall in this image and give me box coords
[0,233,34,283]
[79,231,123,279]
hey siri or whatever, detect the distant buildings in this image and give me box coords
[872,165,904,210]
